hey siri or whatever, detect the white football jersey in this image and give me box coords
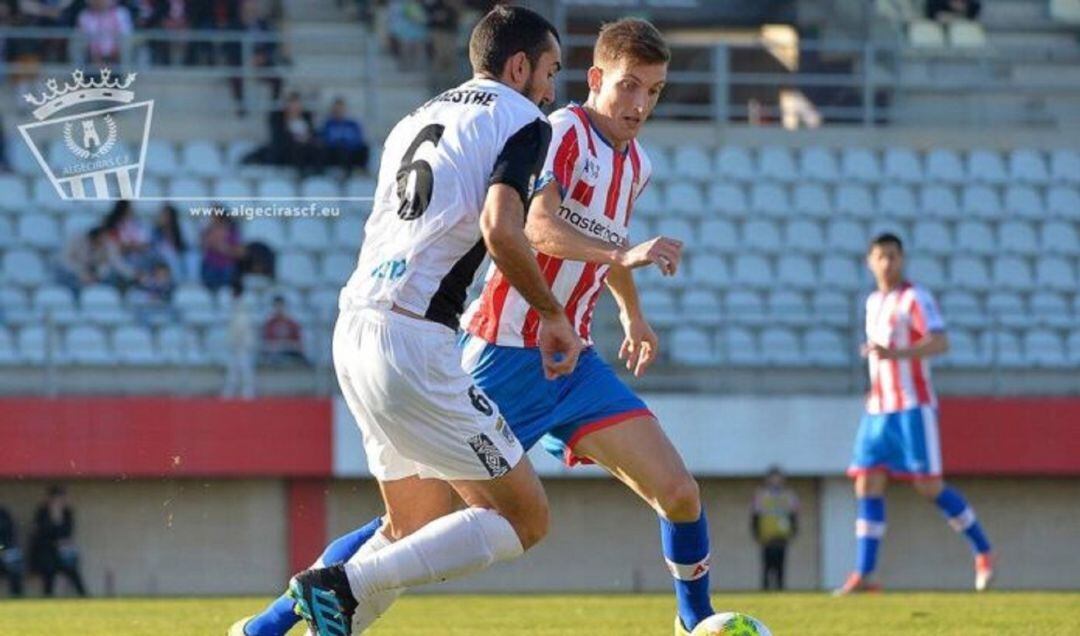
[341,78,551,328]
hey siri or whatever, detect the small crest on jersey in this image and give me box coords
[467,433,510,477]
[581,157,601,184]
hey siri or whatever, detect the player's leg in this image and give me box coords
[570,415,714,631]
[836,411,894,594]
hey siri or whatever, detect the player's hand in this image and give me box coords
[538,311,583,380]
[861,342,899,359]
[616,236,683,276]
[619,314,659,378]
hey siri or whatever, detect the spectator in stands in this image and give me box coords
[101,199,151,284]
[200,214,244,291]
[18,0,76,62]
[423,0,460,92]
[130,261,177,324]
[222,280,256,399]
[132,0,190,65]
[925,0,981,21]
[30,485,87,597]
[320,97,369,174]
[227,0,283,117]
[149,203,188,282]
[0,114,10,172]
[387,0,427,71]
[260,294,307,365]
[751,466,799,591]
[76,0,134,66]
[264,92,322,175]
[0,503,25,597]
[56,226,108,292]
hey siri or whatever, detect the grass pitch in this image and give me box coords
[1,592,1078,635]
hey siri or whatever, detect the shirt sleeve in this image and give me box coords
[910,286,946,334]
[535,112,583,199]
[489,117,552,207]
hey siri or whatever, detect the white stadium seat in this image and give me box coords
[799,146,839,182]
[840,148,881,183]
[961,185,1002,218]
[784,219,825,253]
[760,328,803,366]
[725,290,767,325]
[919,184,960,219]
[758,146,797,182]
[715,145,755,181]
[670,327,717,366]
[1008,149,1049,184]
[835,184,875,218]
[308,287,342,323]
[672,145,713,181]
[1046,186,1080,219]
[776,254,816,290]
[948,20,987,48]
[966,149,1008,184]
[908,257,947,289]
[1049,149,1080,184]
[699,219,738,253]
[955,221,995,254]
[707,182,748,217]
[1036,256,1076,291]
[925,149,965,184]
[949,256,990,291]
[113,326,159,365]
[912,221,953,255]
[1003,186,1044,218]
[819,255,863,290]
[1040,221,1079,255]
[793,183,831,218]
[720,327,760,366]
[742,220,782,252]
[64,325,112,365]
[908,19,946,48]
[749,182,790,217]
[877,184,918,219]
[804,328,850,367]
[883,147,923,184]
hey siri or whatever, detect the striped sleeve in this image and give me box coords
[910,285,946,335]
[535,109,583,199]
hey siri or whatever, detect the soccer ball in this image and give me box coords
[690,612,772,636]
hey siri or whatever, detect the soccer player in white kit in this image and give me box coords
[282,8,581,636]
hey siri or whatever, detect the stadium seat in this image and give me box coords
[743,220,782,252]
[749,182,790,217]
[9,138,42,176]
[145,139,179,177]
[941,290,985,328]
[997,220,1039,255]
[955,221,995,254]
[0,327,18,365]
[33,286,78,325]
[945,329,986,367]
[17,213,60,250]
[113,326,159,365]
[715,145,755,181]
[825,219,866,254]
[648,147,673,181]
[687,253,730,289]
[820,255,863,290]
[681,289,722,326]
[288,219,331,252]
[1035,256,1077,291]
[760,328,803,366]
[961,185,1002,218]
[1003,185,1044,218]
[3,250,47,288]
[0,217,14,246]
[672,145,713,181]
[321,250,356,286]
[799,146,840,182]
[30,178,66,214]
[699,219,738,253]
[835,184,875,218]
[655,218,695,247]
[919,184,960,219]
[707,182,748,217]
[909,256,947,289]
[840,148,881,183]
[1046,186,1080,219]
[947,20,987,48]
[1049,149,1080,184]
[157,324,205,365]
[986,291,1027,327]
[877,184,918,219]
[1024,329,1068,368]
[64,325,113,365]
[966,149,1008,185]
[792,183,831,218]
[17,325,50,364]
[670,327,717,366]
[201,326,231,365]
[634,184,663,217]
[988,330,1025,368]
[804,328,850,367]
[167,177,210,200]
[1069,330,1080,365]
[811,290,851,326]
[758,146,797,182]
[345,177,377,199]
[783,219,825,253]
[212,177,251,198]
[0,174,30,209]
[257,177,299,199]
[882,147,923,184]
[1008,149,1049,184]
[720,327,759,366]
[732,254,773,289]
[244,219,287,249]
[725,290,767,325]
[776,254,816,290]
[1040,221,1080,255]
[1051,0,1080,25]
[908,20,946,48]
[912,220,953,255]
[278,251,319,289]
[174,284,219,325]
[925,149,965,184]
[301,177,342,199]
[181,140,225,177]
[80,285,128,325]
[767,290,810,326]
[665,181,706,216]
[639,289,679,327]
[1030,291,1072,329]
[949,256,990,291]
[0,287,33,325]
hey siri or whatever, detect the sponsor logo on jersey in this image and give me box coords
[371,258,407,280]
[467,433,510,478]
[419,88,498,112]
[556,205,625,245]
[494,415,517,447]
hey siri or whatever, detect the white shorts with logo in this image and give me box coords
[333,307,523,481]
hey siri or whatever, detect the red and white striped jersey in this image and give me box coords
[865,281,946,414]
[462,104,652,347]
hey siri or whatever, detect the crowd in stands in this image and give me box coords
[244,92,370,175]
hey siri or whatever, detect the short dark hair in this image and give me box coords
[595,18,670,67]
[469,5,559,77]
[869,232,904,253]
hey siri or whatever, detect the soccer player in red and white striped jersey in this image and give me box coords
[838,233,995,595]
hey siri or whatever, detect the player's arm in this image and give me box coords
[866,332,949,360]
[605,263,658,377]
[524,182,683,275]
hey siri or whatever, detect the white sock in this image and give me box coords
[344,507,524,601]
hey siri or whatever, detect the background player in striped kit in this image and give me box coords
[835,233,995,595]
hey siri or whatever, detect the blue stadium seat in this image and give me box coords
[664,181,706,216]
[244,219,287,249]
[257,176,299,199]
[687,253,730,290]
[925,149,965,184]
[955,221,995,254]
[909,256,947,290]
[157,324,204,365]
[804,328,850,367]
[1003,185,1044,218]
[966,149,1008,184]
[819,255,863,290]
[945,329,987,367]
[998,220,1038,255]
[707,182,748,218]
[776,254,816,290]
[912,220,953,255]
[919,184,960,219]
[742,220,781,252]
[1008,149,1049,184]
[182,140,225,177]
[80,285,128,325]
[767,289,810,326]
[834,184,875,218]
[113,325,160,365]
[0,327,18,366]
[961,185,1002,218]
[1024,329,1068,368]
[948,256,990,291]
[784,219,825,253]
[699,219,738,253]
[811,290,851,326]
[1036,256,1077,291]
[17,326,49,364]
[883,147,923,184]
[715,145,755,181]
[749,182,789,217]
[212,177,251,198]
[655,218,695,248]
[1030,291,1072,329]
[1040,221,1079,255]
[840,148,881,183]
[0,286,33,325]
[758,146,797,182]
[941,290,985,328]
[670,326,717,366]
[1046,186,1080,219]
[792,183,831,218]
[33,286,78,325]
[987,291,1027,327]
[634,183,662,217]
[167,176,210,200]
[760,327,804,366]
[639,289,679,327]
[9,138,42,176]
[278,251,319,289]
[732,254,773,289]
[145,139,179,177]
[1050,149,1080,185]
[681,289,722,327]
[226,140,258,166]
[648,147,673,181]
[17,213,60,250]
[1068,330,1080,365]
[320,250,356,286]
[308,287,342,323]
[799,146,839,182]
[720,326,759,366]
[0,217,13,247]
[825,219,866,254]
[288,218,331,252]
[0,175,30,209]
[989,330,1025,368]
[174,284,219,325]
[202,326,230,365]
[64,325,113,365]
[301,177,342,199]
[724,289,766,325]
[345,177,377,199]
[877,184,918,219]
[672,145,713,181]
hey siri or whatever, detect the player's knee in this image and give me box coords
[913,478,944,499]
[657,475,701,523]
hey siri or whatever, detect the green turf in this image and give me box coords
[1,593,1078,635]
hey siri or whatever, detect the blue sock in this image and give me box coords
[245,516,383,636]
[660,513,714,631]
[855,497,885,575]
[935,486,991,555]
